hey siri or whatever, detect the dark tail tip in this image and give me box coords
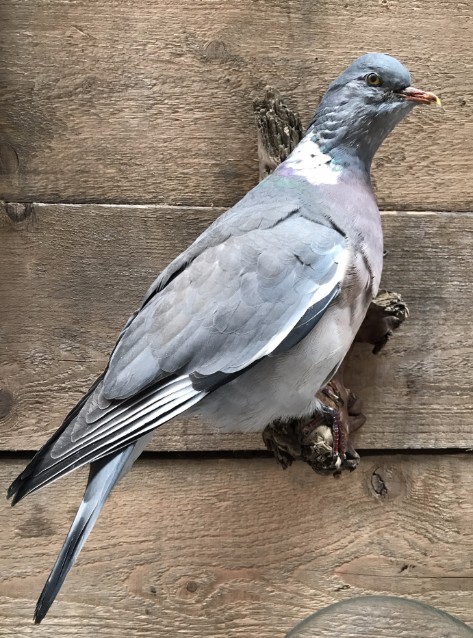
[34,591,51,624]
[32,550,73,624]
[33,607,45,624]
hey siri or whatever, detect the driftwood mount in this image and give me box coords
[254,87,409,476]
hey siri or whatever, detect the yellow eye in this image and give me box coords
[366,72,382,87]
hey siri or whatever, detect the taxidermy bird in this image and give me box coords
[7,53,440,622]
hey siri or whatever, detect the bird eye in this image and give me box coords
[366,72,382,87]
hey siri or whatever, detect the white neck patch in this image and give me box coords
[275,136,340,186]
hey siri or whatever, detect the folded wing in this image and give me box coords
[8,209,347,503]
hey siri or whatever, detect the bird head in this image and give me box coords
[309,53,440,171]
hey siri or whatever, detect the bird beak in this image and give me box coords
[396,86,442,106]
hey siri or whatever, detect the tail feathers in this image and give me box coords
[33,434,150,624]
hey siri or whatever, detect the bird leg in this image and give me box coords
[262,290,409,476]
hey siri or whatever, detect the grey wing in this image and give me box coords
[8,213,348,500]
[106,215,348,394]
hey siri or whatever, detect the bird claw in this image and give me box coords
[324,403,361,476]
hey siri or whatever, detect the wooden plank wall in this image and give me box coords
[0,1,472,636]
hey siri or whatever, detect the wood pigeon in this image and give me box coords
[7,52,440,622]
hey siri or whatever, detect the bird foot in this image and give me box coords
[262,415,360,477]
[262,378,362,477]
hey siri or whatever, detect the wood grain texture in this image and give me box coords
[1,455,473,636]
[0,0,470,209]
[1,204,472,452]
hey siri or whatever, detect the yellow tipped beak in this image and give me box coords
[396,86,441,106]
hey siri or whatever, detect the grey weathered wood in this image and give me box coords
[1,455,472,635]
[0,203,472,451]
[0,0,468,209]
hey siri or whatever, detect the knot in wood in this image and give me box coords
[204,40,228,61]
[0,142,19,174]
[370,464,406,501]
[2,202,35,224]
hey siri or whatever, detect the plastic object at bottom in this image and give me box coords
[285,596,473,638]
